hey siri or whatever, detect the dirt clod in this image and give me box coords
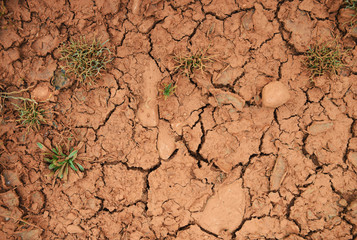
[67,224,84,234]
[157,120,176,159]
[308,121,334,135]
[15,229,42,240]
[194,179,245,236]
[31,83,53,102]
[2,170,22,187]
[262,81,290,108]
[29,191,45,214]
[0,191,19,208]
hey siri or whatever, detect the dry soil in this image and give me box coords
[0,0,357,239]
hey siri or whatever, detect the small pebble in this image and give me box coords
[262,81,290,108]
[338,199,348,207]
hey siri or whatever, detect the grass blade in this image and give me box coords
[37,142,44,149]
[67,150,78,160]
[76,163,84,171]
[69,161,78,171]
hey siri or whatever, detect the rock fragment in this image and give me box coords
[51,69,71,90]
[308,121,333,135]
[210,89,245,111]
[270,156,287,191]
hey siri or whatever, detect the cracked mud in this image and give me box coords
[0,0,357,239]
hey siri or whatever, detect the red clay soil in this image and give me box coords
[0,0,357,239]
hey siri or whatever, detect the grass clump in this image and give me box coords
[0,86,49,133]
[160,83,176,100]
[59,37,112,85]
[37,142,84,183]
[0,1,6,18]
[304,42,346,80]
[343,0,357,26]
[345,0,357,10]
[173,48,214,77]
[0,2,5,17]
[13,100,48,132]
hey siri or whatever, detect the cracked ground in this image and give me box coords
[0,0,357,239]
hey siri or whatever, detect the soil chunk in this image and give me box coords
[137,56,162,127]
[0,190,19,208]
[235,217,299,239]
[29,191,45,214]
[31,83,53,102]
[308,121,333,135]
[15,229,42,240]
[67,224,84,234]
[157,120,176,159]
[194,179,245,236]
[2,170,22,187]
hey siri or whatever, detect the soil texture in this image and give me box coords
[0,0,357,239]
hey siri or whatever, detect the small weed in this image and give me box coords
[160,83,176,100]
[13,101,48,133]
[0,86,33,113]
[52,122,78,150]
[0,213,42,230]
[344,0,357,26]
[304,42,346,80]
[37,142,84,183]
[345,0,357,11]
[0,1,7,18]
[0,85,36,125]
[173,48,214,77]
[59,37,112,85]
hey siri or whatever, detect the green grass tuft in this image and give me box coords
[59,37,113,85]
[344,0,357,26]
[13,100,48,133]
[345,0,357,10]
[160,83,176,100]
[0,85,37,120]
[0,1,6,18]
[173,48,214,77]
[37,142,84,183]
[304,42,346,80]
